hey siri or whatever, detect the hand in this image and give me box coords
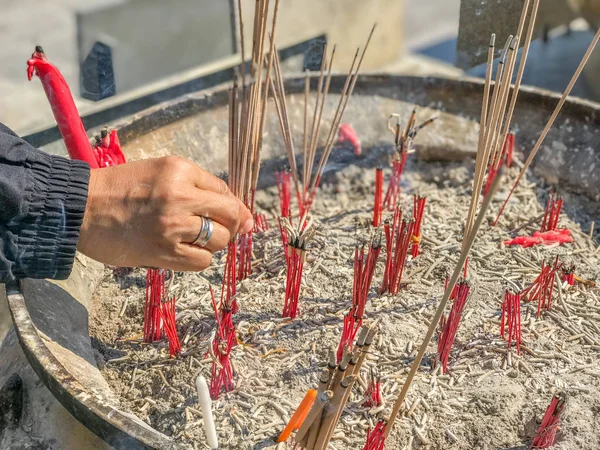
[78,156,253,271]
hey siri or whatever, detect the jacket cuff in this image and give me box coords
[12,153,90,280]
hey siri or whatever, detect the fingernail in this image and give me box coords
[240,218,254,234]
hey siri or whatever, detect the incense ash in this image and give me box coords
[91,152,600,449]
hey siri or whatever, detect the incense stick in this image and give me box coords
[270,25,376,217]
[494,0,539,171]
[494,28,600,225]
[384,169,504,439]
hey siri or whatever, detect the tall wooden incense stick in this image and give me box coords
[492,0,539,172]
[494,28,600,225]
[384,170,504,440]
[270,26,376,216]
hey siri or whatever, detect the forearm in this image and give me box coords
[0,123,90,282]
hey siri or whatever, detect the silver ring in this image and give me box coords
[193,217,213,247]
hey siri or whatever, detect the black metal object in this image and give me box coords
[81,41,116,101]
[0,374,23,440]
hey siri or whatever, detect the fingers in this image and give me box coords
[181,217,230,253]
[161,155,231,196]
[190,189,254,236]
[170,245,214,272]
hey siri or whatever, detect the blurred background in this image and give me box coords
[1,0,599,143]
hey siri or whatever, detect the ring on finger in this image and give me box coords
[193,216,214,248]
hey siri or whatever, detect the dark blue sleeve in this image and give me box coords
[0,123,90,281]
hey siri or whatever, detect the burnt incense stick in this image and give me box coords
[384,169,504,439]
[494,28,600,225]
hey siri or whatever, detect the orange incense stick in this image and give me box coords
[278,389,318,442]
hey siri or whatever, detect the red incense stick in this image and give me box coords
[280,218,316,319]
[362,368,383,408]
[27,47,99,168]
[362,420,387,450]
[383,154,408,211]
[144,269,181,356]
[437,281,470,373]
[500,290,522,354]
[381,207,414,295]
[160,296,181,357]
[206,286,236,399]
[373,168,384,227]
[521,258,562,318]
[483,133,514,197]
[562,265,575,286]
[540,190,563,232]
[531,393,567,449]
[411,195,427,258]
[253,212,269,232]
[337,235,381,361]
[144,269,165,343]
[276,170,292,219]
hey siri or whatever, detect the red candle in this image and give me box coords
[27,46,99,168]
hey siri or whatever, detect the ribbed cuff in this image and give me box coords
[12,153,90,280]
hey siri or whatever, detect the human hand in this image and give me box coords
[78,156,253,271]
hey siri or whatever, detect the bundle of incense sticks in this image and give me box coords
[253,212,269,232]
[228,0,281,281]
[383,111,436,211]
[206,286,236,399]
[373,168,384,227]
[437,281,470,373]
[562,264,575,286]
[280,217,316,319]
[362,420,387,450]
[362,368,383,408]
[483,132,514,197]
[495,26,600,225]
[269,26,376,217]
[500,290,522,354]
[159,296,181,357]
[144,270,181,356]
[144,269,165,343]
[411,194,426,258]
[276,170,292,219]
[380,207,414,295]
[521,258,562,318]
[292,326,377,450]
[531,393,567,449]
[338,236,382,361]
[540,190,563,232]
